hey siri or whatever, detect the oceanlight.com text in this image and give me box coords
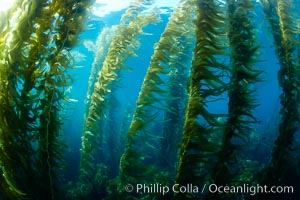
[208,184,294,196]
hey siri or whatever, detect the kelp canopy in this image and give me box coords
[0,0,300,199]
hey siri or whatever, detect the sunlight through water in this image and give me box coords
[0,0,15,12]
[93,0,180,17]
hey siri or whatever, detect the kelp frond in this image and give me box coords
[118,0,196,198]
[84,26,115,112]
[79,0,160,196]
[0,0,94,199]
[260,0,300,186]
[175,1,228,198]
[211,0,262,193]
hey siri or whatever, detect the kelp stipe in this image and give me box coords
[78,0,160,198]
[209,0,262,199]
[0,166,25,200]
[259,0,300,190]
[175,0,229,199]
[0,0,94,199]
[116,0,196,199]
[35,1,95,199]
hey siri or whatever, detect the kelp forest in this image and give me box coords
[0,0,300,199]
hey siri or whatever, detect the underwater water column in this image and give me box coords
[117,0,196,198]
[78,0,159,197]
[106,93,121,177]
[117,105,133,161]
[260,0,300,185]
[159,1,196,171]
[159,46,191,171]
[212,0,261,187]
[175,0,229,198]
[0,0,94,199]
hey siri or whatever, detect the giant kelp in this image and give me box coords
[0,0,94,199]
[260,0,300,188]
[159,45,191,171]
[159,2,195,171]
[78,0,160,198]
[0,1,42,198]
[83,26,115,114]
[117,0,196,198]
[213,0,261,183]
[1,0,300,199]
[208,0,262,199]
[175,1,228,198]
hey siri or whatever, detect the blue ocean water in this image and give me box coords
[63,5,177,180]
[61,1,299,199]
